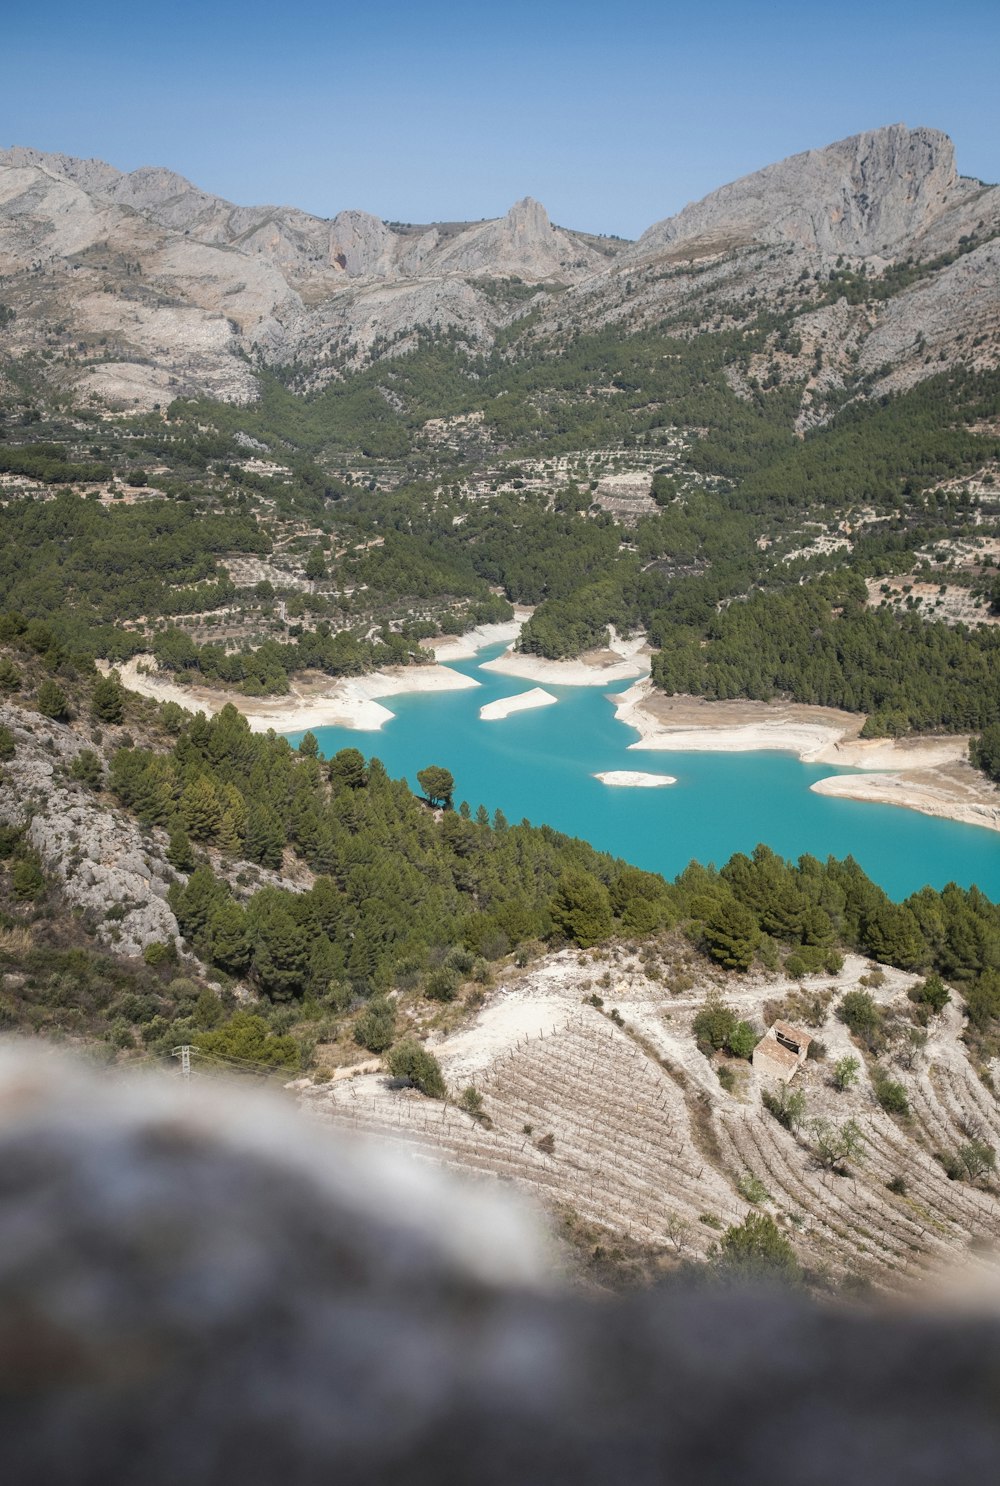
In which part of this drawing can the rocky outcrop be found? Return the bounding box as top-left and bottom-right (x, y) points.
(0, 146), (622, 402)
(0, 703), (178, 956)
(857, 238), (1000, 391)
(426, 197), (603, 279)
(0, 125), (997, 407)
(328, 209), (399, 278)
(633, 125), (987, 261)
(1, 1042), (999, 1485)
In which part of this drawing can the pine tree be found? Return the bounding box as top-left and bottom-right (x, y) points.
(208, 901), (253, 973)
(91, 674), (125, 724)
(36, 679), (69, 721)
(330, 747), (368, 790)
(217, 810), (241, 858)
(166, 824), (195, 872)
(252, 906), (310, 1000)
(550, 870), (613, 948)
(220, 783), (248, 838)
(169, 865), (227, 942)
(180, 775), (222, 842)
(703, 896), (761, 972)
(244, 803), (285, 868)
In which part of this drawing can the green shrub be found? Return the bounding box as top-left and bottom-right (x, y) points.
(727, 1020), (759, 1060)
(736, 1172), (771, 1205)
(387, 1039), (446, 1098)
(693, 998), (738, 1054)
(838, 989), (884, 1049)
(106, 1017), (135, 1051)
(762, 1083), (807, 1132)
(958, 1138), (996, 1184)
(873, 1069), (909, 1116)
(36, 679), (69, 721)
(143, 940), (176, 968)
(354, 997), (396, 1053)
(91, 674), (125, 724)
(424, 967), (460, 1002)
(196, 1011), (300, 1071)
(458, 1085), (485, 1119)
(832, 1055), (860, 1091)
(909, 974), (950, 1015)
(70, 750), (103, 789)
(716, 1211), (800, 1283)
(11, 858), (45, 901)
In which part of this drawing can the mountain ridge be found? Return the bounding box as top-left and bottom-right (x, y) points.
(1, 124), (998, 411)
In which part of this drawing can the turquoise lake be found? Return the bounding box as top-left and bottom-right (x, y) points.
(287, 643), (1000, 902)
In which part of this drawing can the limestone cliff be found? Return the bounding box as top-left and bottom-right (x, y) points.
(0, 125), (997, 409)
(632, 125), (985, 261)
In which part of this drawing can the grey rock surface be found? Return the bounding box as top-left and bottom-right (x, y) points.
(0, 1043), (998, 1486)
(633, 125), (987, 260)
(0, 703), (178, 956)
(1, 125), (997, 413)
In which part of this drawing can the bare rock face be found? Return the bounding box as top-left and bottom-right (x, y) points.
(328, 209), (398, 278)
(858, 237), (1000, 391)
(428, 197), (603, 279)
(0, 124), (997, 407)
(1, 1043), (999, 1486)
(635, 125), (981, 260)
(0, 147), (618, 402)
(0, 703), (178, 957)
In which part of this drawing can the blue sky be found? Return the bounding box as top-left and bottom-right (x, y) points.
(4, 1), (998, 237)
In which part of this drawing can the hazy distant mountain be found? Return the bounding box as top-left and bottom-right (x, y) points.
(0, 125), (997, 413)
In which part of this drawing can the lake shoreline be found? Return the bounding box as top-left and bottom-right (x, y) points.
(613, 680), (1000, 834)
(107, 640), (1000, 836)
(109, 656), (479, 734)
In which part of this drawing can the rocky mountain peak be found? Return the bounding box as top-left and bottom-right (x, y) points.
(327, 209), (395, 278)
(1, 126), (995, 408)
(505, 196), (553, 240)
(635, 123), (975, 261)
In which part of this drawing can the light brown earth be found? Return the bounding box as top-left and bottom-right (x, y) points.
(300, 944), (1000, 1291)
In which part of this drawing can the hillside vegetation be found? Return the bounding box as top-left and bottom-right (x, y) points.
(2, 126), (1000, 1288)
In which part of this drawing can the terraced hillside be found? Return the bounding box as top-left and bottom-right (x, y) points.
(302, 946), (1000, 1290)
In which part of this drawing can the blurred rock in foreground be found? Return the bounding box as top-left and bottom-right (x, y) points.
(0, 1042), (998, 1486)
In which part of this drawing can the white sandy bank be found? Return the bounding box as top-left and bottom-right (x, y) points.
(594, 770), (677, 788)
(482, 650), (648, 687)
(608, 680), (1000, 834)
(612, 681), (848, 760)
(611, 680), (970, 768)
(480, 625), (651, 688)
(426, 611), (531, 662)
(810, 773), (1000, 833)
(479, 688), (558, 722)
(109, 656), (478, 733)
